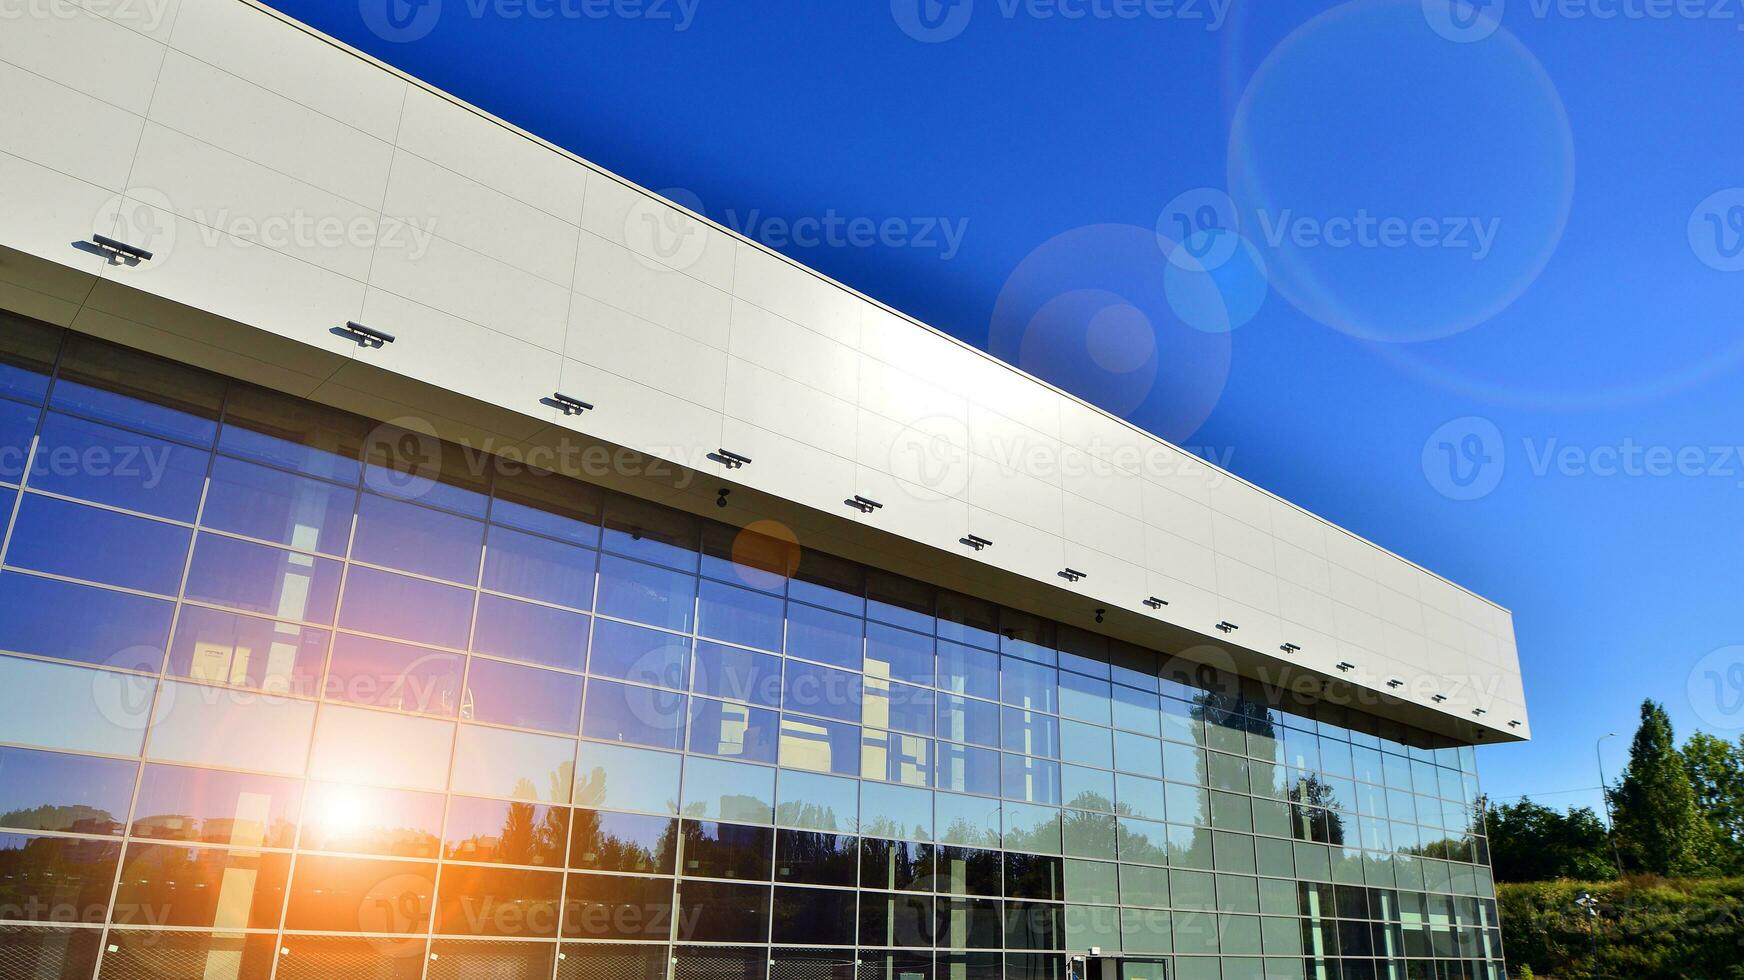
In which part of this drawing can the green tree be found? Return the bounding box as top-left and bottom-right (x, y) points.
(1681, 731), (1744, 874)
(1485, 798), (1615, 882)
(1611, 699), (1717, 876)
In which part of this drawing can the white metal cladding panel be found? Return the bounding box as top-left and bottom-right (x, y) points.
(0, 0), (1526, 739)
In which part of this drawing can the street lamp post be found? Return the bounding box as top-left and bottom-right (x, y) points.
(1596, 733), (1624, 875)
(1575, 891), (1602, 979)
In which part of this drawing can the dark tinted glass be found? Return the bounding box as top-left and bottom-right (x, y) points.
(7, 494), (190, 593)
(700, 522), (792, 595)
(1003, 901), (1062, 950)
(0, 572), (173, 671)
(938, 846), (1002, 896)
(434, 865), (562, 937)
(1002, 853), (1064, 901)
(789, 549), (863, 615)
(104, 929), (278, 980)
(859, 891), (935, 948)
(561, 872), (673, 941)
(675, 879), (770, 943)
(589, 619), (690, 689)
(443, 796), (568, 866)
(0, 746), (134, 835)
(556, 942), (668, 980)
(29, 412), (208, 519)
(472, 593), (589, 671)
(775, 830), (857, 887)
(771, 885), (856, 945)
(937, 897), (1005, 950)
(184, 532), (343, 623)
(568, 809), (678, 874)
(862, 838), (935, 892)
(325, 632), (463, 716)
(770, 949), (856, 980)
(131, 764), (302, 847)
(865, 569), (933, 633)
(111, 843), (290, 928)
(427, 938), (555, 979)
(0, 924), (100, 978)
(692, 640), (781, 707)
(481, 524), (597, 609)
(167, 604), (328, 695)
(465, 657), (584, 733)
(0, 314), (60, 403)
(680, 822), (774, 881)
(298, 782), (444, 858)
(939, 951), (1003, 979)
(0, 833), (121, 923)
(337, 565), (473, 648)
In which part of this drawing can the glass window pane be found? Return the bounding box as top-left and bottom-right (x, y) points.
(789, 549), (864, 615)
(785, 601), (862, 669)
(337, 565), (473, 648)
(489, 467), (601, 546)
(0, 572), (173, 671)
(864, 678), (934, 736)
(0, 656), (154, 756)
(1058, 671), (1112, 725)
(861, 837), (934, 892)
(284, 854), (435, 933)
(862, 782), (933, 842)
(1112, 684), (1161, 736)
(325, 632), (463, 717)
(775, 830), (858, 887)
(778, 715), (860, 776)
(936, 742), (1001, 797)
(569, 808), (678, 874)
(862, 729), (933, 787)
(443, 795), (568, 866)
(169, 604), (327, 696)
(936, 792), (1000, 848)
(938, 694), (1001, 748)
(938, 640), (999, 701)
(675, 879), (771, 943)
(775, 769), (859, 833)
(773, 884), (856, 946)
(1061, 765), (1115, 812)
(1002, 657), (1058, 713)
(465, 657), (583, 734)
(201, 456), (357, 557)
(0, 400), (37, 484)
(308, 703), (455, 792)
(352, 493), (483, 583)
(361, 435), (489, 518)
(602, 496), (700, 570)
(574, 742), (682, 815)
(697, 579), (783, 652)
(1003, 754), (1062, 805)
(582, 679), (686, 749)
(218, 384), (368, 484)
(1115, 774), (1167, 822)
(597, 555), (696, 632)
(865, 623), (934, 686)
(688, 697), (779, 764)
(1060, 720), (1114, 769)
(691, 639), (780, 707)
(0, 314), (59, 403)
(702, 524), (792, 598)
(186, 533), (344, 624)
(0, 832), (122, 923)
(300, 781), (443, 858)
(52, 335), (223, 446)
(8, 495), (189, 594)
(1115, 730), (1164, 778)
(1116, 816), (1168, 866)
(29, 412), (208, 519)
(482, 524), (597, 609)
(679, 821), (773, 880)
(146, 680), (317, 774)
(451, 724), (576, 803)
(1003, 803), (1061, 855)
(682, 756), (776, 824)
(1061, 809), (1117, 860)
(112, 842), (289, 929)
(472, 593), (589, 672)
(0, 745), (135, 835)
(1002, 708), (1060, 759)
(132, 763), (301, 847)
(562, 872), (673, 942)
(590, 619), (690, 690)
(782, 660), (862, 723)
(865, 569), (934, 633)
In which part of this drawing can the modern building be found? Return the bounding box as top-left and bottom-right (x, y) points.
(0, 2), (1528, 979)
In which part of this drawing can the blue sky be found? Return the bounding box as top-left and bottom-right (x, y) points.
(267, 0), (1744, 814)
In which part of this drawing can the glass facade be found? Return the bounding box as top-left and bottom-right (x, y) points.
(0, 314), (1506, 980)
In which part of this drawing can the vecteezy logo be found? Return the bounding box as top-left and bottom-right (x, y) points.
(886, 414), (971, 499)
(891, 0), (973, 42)
(360, 0), (442, 43)
(1421, 0), (1503, 43)
(93, 189), (176, 269)
(1158, 187), (1242, 271)
(1422, 416), (1505, 500)
(624, 187), (710, 274)
(363, 416), (443, 501)
(1690, 645), (1744, 730)
(1689, 189), (1744, 273)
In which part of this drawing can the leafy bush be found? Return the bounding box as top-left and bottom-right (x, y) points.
(1500, 877), (1744, 979)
